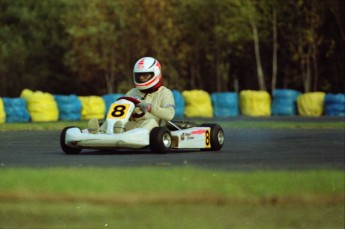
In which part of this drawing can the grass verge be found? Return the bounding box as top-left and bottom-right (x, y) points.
(0, 121), (88, 131)
(0, 167), (344, 228)
(219, 120), (345, 129)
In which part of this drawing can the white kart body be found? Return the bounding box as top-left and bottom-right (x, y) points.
(65, 127), (150, 149)
(62, 98), (216, 152)
(170, 128), (211, 149)
(65, 126), (211, 150)
(64, 98), (150, 149)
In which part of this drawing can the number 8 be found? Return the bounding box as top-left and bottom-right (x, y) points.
(205, 130), (210, 146)
(111, 105), (126, 117)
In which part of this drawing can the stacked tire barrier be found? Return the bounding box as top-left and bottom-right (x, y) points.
(182, 90), (213, 118)
(102, 93), (124, 114)
(54, 95), (82, 121)
(172, 90), (185, 118)
(297, 92), (325, 117)
(239, 90), (271, 116)
(78, 96), (106, 120)
(2, 97), (30, 123)
(0, 98), (5, 124)
(211, 92), (239, 117)
(324, 93), (345, 116)
(271, 89), (301, 116)
(1, 89), (344, 124)
(20, 89), (59, 122)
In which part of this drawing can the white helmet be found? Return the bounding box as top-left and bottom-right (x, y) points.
(133, 57), (162, 91)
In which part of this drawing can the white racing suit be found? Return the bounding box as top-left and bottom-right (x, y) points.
(125, 86), (175, 132)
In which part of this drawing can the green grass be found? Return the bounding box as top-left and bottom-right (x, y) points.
(1, 202), (343, 229)
(1, 167), (343, 197)
(219, 120), (345, 129)
(0, 167), (344, 228)
(0, 121), (88, 131)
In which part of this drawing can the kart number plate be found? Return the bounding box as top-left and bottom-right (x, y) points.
(205, 129), (211, 148)
(107, 103), (131, 119)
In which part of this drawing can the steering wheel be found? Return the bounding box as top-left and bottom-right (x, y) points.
(116, 96), (145, 118)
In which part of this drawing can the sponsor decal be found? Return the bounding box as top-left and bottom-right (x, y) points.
(191, 129), (206, 135)
(185, 133), (194, 140)
(181, 133), (195, 140)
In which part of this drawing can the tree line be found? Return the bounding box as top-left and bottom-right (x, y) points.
(1, 0), (344, 97)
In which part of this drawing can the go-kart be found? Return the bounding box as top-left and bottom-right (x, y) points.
(60, 96), (224, 154)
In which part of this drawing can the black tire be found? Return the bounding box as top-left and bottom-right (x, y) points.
(150, 127), (172, 154)
(200, 124), (224, 151)
(60, 126), (82, 154)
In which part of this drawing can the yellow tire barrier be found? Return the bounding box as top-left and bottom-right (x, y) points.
(297, 92), (326, 117)
(0, 98), (5, 124)
(240, 90), (271, 116)
(78, 96), (106, 120)
(182, 90), (213, 118)
(20, 89), (59, 122)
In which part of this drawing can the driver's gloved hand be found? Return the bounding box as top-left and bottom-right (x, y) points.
(137, 101), (152, 113)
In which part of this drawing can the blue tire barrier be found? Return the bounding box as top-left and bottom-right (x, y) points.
(211, 92), (239, 117)
(2, 97), (30, 123)
(272, 89), (301, 116)
(172, 90), (185, 118)
(54, 94), (82, 121)
(325, 93), (345, 116)
(102, 93), (125, 114)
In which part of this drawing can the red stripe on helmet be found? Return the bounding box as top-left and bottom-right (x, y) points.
(137, 58), (145, 69)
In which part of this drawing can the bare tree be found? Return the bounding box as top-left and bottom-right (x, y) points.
(271, 7), (278, 92)
(246, 0), (266, 91)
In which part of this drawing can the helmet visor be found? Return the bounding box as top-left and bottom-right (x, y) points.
(135, 72), (154, 83)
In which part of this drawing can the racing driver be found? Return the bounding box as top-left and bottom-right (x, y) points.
(88, 57), (175, 133)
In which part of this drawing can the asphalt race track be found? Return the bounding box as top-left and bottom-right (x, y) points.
(0, 126), (344, 170)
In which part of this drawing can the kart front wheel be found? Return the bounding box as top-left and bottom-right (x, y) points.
(200, 124), (224, 151)
(60, 126), (82, 154)
(150, 127), (172, 154)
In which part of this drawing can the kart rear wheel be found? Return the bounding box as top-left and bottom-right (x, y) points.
(150, 127), (172, 154)
(200, 124), (224, 151)
(60, 126), (82, 154)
